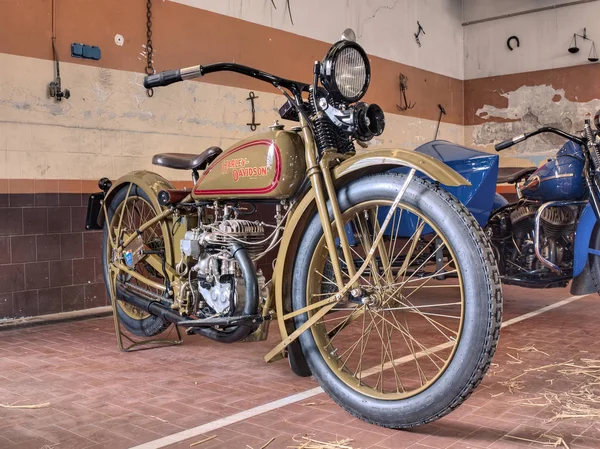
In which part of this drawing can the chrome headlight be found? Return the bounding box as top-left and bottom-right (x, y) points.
(320, 41), (370, 104)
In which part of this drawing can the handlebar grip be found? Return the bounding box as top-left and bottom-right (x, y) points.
(495, 134), (526, 151)
(143, 69), (182, 89)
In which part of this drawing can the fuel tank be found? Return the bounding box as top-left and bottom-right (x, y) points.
(192, 130), (306, 200)
(521, 141), (585, 201)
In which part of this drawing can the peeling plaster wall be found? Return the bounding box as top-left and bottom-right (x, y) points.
(0, 53), (463, 181)
(471, 84), (600, 157)
(463, 1), (600, 165)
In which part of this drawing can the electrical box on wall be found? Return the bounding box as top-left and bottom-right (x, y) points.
(71, 43), (101, 60)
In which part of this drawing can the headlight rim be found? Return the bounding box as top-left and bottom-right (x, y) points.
(320, 40), (371, 104)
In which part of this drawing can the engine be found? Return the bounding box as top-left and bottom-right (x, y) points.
(177, 215), (271, 317)
(487, 202), (577, 286)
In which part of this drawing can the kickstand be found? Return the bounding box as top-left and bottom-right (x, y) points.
(109, 269), (183, 352)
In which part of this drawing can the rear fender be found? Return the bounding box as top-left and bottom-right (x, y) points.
(100, 170), (177, 266)
(271, 149), (469, 363)
(572, 203), (598, 295)
(100, 170), (175, 227)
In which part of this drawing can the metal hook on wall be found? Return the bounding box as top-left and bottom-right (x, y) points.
(246, 91), (260, 131)
(396, 74), (415, 111)
(414, 21), (425, 47)
(507, 36), (520, 51)
(270, 0), (294, 25)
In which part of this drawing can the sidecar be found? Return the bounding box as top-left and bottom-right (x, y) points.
(415, 140), (503, 224)
(376, 140), (501, 237)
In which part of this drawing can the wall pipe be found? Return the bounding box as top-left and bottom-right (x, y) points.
(462, 0), (600, 26)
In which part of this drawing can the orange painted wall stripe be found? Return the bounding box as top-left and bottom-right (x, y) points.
(1, 0), (464, 125)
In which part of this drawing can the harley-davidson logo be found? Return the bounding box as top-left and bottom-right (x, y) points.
(222, 158), (249, 173)
(222, 158), (268, 182)
(232, 166), (268, 181)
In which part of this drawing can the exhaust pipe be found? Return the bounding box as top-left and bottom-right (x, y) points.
(193, 243), (259, 343)
(116, 285), (187, 324)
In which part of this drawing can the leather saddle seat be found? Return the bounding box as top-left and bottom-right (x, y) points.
(497, 166), (537, 184)
(152, 146), (222, 171)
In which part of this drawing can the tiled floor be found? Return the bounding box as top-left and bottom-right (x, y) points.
(0, 285), (599, 449)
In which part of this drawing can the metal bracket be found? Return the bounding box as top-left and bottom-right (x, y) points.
(246, 91), (260, 131)
(108, 268), (183, 352)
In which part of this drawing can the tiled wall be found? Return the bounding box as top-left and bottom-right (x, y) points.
(0, 181), (107, 320)
(0, 179), (281, 320)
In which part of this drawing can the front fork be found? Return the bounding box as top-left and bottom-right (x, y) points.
(299, 114), (402, 292)
(264, 117), (417, 361)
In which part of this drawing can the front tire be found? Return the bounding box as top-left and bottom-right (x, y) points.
(292, 173), (502, 428)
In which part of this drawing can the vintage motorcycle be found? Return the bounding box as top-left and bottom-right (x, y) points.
(410, 115), (600, 294)
(488, 116), (600, 294)
(86, 37), (501, 429)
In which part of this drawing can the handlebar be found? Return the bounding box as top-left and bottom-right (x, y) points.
(143, 63), (309, 94)
(495, 134), (526, 151)
(495, 126), (585, 152)
(144, 69), (182, 89)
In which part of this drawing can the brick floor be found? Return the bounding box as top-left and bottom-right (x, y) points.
(0, 285), (598, 448)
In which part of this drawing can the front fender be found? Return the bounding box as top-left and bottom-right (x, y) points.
(271, 149), (469, 358)
(333, 149), (470, 187)
(573, 203), (597, 277)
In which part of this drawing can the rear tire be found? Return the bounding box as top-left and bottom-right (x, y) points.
(292, 173), (502, 428)
(102, 184), (170, 338)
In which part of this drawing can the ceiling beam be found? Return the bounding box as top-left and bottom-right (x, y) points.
(462, 0), (599, 26)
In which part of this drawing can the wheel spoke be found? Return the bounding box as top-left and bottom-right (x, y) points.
(326, 306), (365, 342)
(303, 197), (464, 399)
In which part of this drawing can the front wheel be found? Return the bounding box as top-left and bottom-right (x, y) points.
(292, 173), (502, 428)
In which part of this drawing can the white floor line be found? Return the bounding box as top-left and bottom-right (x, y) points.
(131, 294), (587, 449)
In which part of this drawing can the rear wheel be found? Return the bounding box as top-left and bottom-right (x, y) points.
(292, 173), (502, 428)
(102, 185), (170, 337)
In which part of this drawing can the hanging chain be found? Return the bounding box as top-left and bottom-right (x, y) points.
(145, 0), (154, 97)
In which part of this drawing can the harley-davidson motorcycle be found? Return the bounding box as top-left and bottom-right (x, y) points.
(86, 37), (501, 429)
(407, 114), (600, 293)
(488, 115), (600, 293)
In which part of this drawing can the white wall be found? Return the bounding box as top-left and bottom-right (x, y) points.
(172, 0), (465, 80)
(464, 0), (600, 79)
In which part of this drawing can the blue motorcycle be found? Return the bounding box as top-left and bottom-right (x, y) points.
(408, 113), (600, 293)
